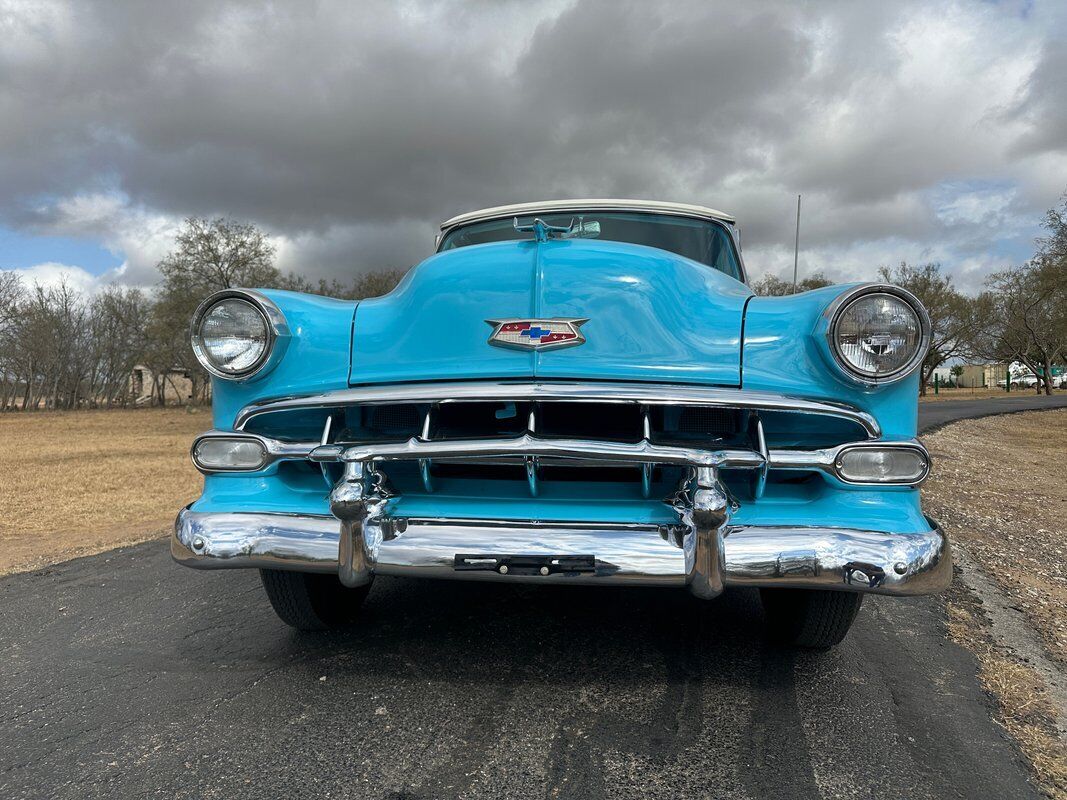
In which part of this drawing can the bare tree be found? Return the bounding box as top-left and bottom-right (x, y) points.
(1037, 193), (1067, 264)
(158, 217), (280, 295)
(877, 263), (983, 395)
(975, 193), (1067, 395)
(0, 276), (154, 410)
(148, 217), (288, 403)
(0, 273), (26, 409)
(86, 287), (152, 407)
(978, 265), (1065, 395)
(2, 282), (89, 410)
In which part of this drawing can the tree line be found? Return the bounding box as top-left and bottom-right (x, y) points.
(754, 194), (1067, 395)
(0, 218), (405, 410)
(2, 194), (1065, 410)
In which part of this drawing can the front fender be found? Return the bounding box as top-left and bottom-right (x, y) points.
(209, 289), (356, 429)
(741, 285), (919, 438)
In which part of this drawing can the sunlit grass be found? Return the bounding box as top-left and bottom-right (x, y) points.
(0, 407), (205, 574)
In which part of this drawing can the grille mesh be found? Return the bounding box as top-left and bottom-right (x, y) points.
(677, 407), (736, 435)
(367, 405), (420, 435)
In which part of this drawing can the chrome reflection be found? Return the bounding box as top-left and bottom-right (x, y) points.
(174, 508), (951, 597)
(721, 523), (950, 596)
(171, 507), (339, 571)
(672, 465), (729, 599)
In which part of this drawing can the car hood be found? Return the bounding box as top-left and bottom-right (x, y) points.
(349, 239), (751, 386)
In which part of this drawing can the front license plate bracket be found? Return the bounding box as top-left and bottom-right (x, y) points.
(453, 553), (596, 575)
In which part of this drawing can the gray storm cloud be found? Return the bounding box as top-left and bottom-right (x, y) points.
(0, 0), (1065, 290)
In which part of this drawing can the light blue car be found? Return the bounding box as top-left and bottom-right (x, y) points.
(174, 199), (950, 648)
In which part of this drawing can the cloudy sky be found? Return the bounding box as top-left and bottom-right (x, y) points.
(1, 0), (1065, 294)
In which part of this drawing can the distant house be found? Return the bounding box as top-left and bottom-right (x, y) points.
(957, 363), (1008, 389)
(929, 366), (954, 386)
(129, 365), (195, 406)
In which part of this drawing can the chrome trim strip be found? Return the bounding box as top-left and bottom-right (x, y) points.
(234, 381), (881, 438)
(172, 509), (951, 597)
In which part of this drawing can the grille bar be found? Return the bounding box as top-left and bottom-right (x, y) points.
(235, 381), (880, 438)
(335, 433), (765, 468)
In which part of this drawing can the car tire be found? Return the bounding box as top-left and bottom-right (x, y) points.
(760, 588), (863, 649)
(259, 569), (372, 631)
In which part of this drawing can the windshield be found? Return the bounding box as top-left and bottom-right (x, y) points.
(439, 211), (743, 280)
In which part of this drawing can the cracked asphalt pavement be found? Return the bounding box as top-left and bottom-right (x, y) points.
(3, 396), (1064, 799)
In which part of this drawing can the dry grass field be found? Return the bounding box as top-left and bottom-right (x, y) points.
(924, 410), (1067, 664)
(0, 407), (205, 575)
(919, 386), (1062, 402)
(923, 410), (1067, 796)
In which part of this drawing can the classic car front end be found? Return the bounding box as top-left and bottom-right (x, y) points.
(173, 200), (950, 648)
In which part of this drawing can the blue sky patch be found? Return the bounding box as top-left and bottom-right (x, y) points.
(0, 226), (124, 274)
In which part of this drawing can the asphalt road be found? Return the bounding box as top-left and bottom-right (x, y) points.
(918, 390), (1067, 431)
(2, 395), (1064, 800)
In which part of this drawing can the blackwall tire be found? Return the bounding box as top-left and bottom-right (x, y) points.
(760, 588), (863, 649)
(259, 569), (371, 631)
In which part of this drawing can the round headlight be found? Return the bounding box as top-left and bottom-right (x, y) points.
(828, 287), (930, 383)
(192, 295), (272, 378)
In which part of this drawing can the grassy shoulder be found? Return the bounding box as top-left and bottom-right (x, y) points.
(919, 386), (1066, 402)
(0, 407), (206, 575)
(923, 410), (1067, 665)
(923, 410), (1067, 797)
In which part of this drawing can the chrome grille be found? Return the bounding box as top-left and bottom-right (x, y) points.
(235, 381), (882, 500)
(346, 401), (745, 449)
(236, 381), (880, 438)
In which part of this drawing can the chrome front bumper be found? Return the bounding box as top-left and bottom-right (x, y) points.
(173, 507), (951, 597)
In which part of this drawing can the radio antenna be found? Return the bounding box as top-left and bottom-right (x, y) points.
(792, 194), (801, 294)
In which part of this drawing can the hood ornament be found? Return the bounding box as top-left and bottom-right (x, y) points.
(514, 217), (570, 242)
(513, 216), (602, 243)
(485, 318), (589, 351)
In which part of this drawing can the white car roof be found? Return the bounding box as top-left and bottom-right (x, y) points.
(439, 199), (736, 231)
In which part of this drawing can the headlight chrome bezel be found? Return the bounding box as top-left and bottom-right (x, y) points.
(190, 289), (290, 381)
(824, 284), (931, 386)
